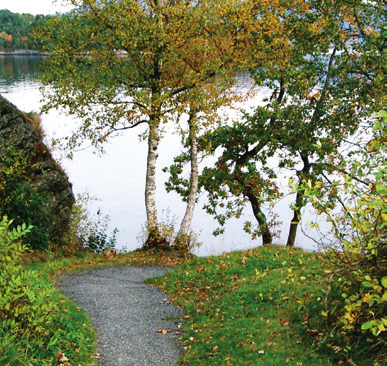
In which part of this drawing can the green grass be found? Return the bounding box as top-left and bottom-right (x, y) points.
(2, 246), (383, 365)
(149, 246), (340, 366)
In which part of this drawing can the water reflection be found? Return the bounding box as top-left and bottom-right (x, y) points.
(0, 55), (44, 88)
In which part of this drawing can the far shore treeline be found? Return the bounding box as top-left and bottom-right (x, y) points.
(0, 9), (51, 51)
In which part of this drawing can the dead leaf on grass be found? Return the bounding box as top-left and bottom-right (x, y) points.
(56, 351), (68, 363)
(279, 318), (290, 326)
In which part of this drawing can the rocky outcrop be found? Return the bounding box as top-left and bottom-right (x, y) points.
(0, 94), (75, 243)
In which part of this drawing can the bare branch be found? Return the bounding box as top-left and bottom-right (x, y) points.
(111, 120), (149, 131)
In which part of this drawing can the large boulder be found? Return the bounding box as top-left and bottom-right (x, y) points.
(0, 94), (75, 244)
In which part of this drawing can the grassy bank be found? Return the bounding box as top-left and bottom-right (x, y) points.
(2, 245), (383, 365)
(149, 246), (379, 366)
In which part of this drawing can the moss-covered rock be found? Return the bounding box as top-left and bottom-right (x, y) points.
(0, 94), (75, 245)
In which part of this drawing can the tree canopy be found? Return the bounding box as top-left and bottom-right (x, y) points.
(34, 0), (251, 245)
(33, 0), (384, 249)
(166, 0), (385, 246)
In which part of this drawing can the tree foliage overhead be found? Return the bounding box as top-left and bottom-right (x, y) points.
(35, 0), (280, 149)
(33, 0), (384, 251)
(34, 0), (252, 244)
(173, 0), (385, 246)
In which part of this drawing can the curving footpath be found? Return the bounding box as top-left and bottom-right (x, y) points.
(58, 265), (184, 366)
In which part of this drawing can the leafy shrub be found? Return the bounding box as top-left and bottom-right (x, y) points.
(0, 216), (55, 362)
(0, 149), (50, 250)
(172, 233), (199, 252)
(0, 216), (95, 365)
(83, 209), (119, 253)
(0, 217), (33, 329)
(0, 217), (57, 333)
(67, 193), (118, 253)
(140, 212), (176, 249)
(298, 117), (386, 365)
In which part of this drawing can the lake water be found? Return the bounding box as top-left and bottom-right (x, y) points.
(0, 55), (327, 255)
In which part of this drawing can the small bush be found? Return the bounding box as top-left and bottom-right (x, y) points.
(0, 149), (50, 250)
(0, 216), (95, 365)
(66, 193), (118, 253)
(84, 209), (119, 253)
(298, 118), (386, 365)
(0, 216), (57, 362)
(139, 210), (201, 253)
(139, 211), (176, 249)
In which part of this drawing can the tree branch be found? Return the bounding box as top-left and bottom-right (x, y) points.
(111, 120), (149, 131)
(321, 172), (353, 219)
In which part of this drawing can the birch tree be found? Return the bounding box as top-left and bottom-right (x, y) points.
(34, 0), (245, 246)
(164, 79), (244, 250)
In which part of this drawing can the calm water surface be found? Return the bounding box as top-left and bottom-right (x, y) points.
(0, 56), (326, 255)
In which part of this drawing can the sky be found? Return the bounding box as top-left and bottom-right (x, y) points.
(0, 0), (75, 15)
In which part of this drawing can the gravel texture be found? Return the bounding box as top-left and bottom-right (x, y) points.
(57, 265), (184, 366)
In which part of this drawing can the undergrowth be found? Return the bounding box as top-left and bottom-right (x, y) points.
(2, 216), (383, 365)
(0, 217), (97, 366)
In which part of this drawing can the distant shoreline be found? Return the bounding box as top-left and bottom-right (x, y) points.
(0, 50), (42, 56)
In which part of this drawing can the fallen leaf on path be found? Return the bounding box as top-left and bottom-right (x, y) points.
(156, 328), (170, 335)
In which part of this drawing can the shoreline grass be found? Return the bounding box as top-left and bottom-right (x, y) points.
(3, 246), (382, 365)
(149, 246), (343, 365)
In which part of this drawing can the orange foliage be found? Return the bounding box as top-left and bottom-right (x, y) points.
(0, 31), (12, 47)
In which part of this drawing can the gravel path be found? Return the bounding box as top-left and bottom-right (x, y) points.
(57, 265), (184, 366)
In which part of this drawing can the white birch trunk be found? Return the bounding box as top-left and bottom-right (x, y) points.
(145, 122), (160, 229)
(177, 111), (199, 238)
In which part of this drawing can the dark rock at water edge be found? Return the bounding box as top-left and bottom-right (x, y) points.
(0, 94), (75, 242)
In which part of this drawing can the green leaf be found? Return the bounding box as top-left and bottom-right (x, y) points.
(361, 321), (379, 330)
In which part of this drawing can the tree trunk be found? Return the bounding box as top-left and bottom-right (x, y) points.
(175, 111), (199, 251)
(286, 152), (310, 247)
(286, 189), (303, 247)
(246, 191), (273, 245)
(286, 51), (335, 247)
(145, 122), (159, 226)
(144, 120), (166, 248)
